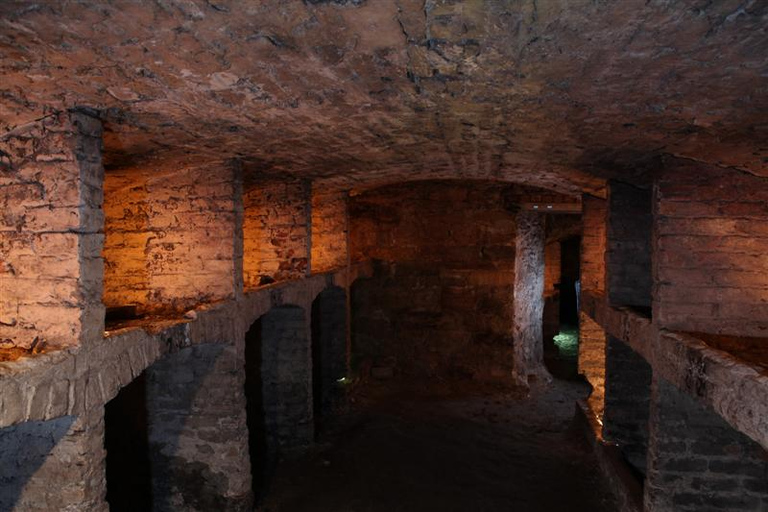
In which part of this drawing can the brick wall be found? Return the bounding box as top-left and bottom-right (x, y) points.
(654, 160), (768, 336)
(645, 377), (768, 511)
(579, 195), (607, 417)
(103, 165), (240, 314)
(349, 181), (516, 383)
(0, 111), (104, 350)
(580, 195), (607, 293)
(603, 335), (651, 475)
(243, 179), (309, 288)
(607, 182), (652, 309)
(310, 188), (348, 273)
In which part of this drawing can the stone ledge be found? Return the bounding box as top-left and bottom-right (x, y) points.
(653, 330), (768, 451)
(582, 291), (768, 450)
(0, 263), (371, 429)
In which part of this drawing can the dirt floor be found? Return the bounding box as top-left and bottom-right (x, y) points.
(260, 377), (616, 512)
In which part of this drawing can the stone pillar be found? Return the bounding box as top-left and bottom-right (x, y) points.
(579, 195), (608, 417)
(645, 378), (768, 512)
(145, 344), (252, 511)
(0, 408), (108, 511)
(603, 336), (652, 475)
(607, 181), (652, 309)
(512, 210), (548, 384)
(261, 305), (313, 448)
(0, 110), (105, 350)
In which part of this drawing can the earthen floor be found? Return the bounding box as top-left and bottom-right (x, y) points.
(262, 378), (617, 512)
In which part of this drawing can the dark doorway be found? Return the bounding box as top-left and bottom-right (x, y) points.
(559, 236), (581, 326)
(545, 236), (581, 380)
(245, 318), (268, 504)
(311, 286), (348, 437)
(104, 372), (152, 512)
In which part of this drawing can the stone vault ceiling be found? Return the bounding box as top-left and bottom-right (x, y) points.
(1, 0), (767, 194)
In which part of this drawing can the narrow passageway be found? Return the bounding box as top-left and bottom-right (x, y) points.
(262, 379), (616, 512)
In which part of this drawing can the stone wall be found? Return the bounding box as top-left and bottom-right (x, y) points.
(311, 188), (348, 273)
(607, 182), (652, 309)
(243, 179), (309, 288)
(645, 378), (768, 511)
(654, 160), (768, 336)
(349, 181), (516, 382)
(103, 165), (240, 314)
(0, 409), (107, 511)
(0, 111), (105, 350)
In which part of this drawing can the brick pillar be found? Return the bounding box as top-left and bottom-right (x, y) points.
(0, 408), (108, 511)
(607, 181), (652, 309)
(645, 378), (768, 511)
(145, 344), (252, 511)
(603, 335), (652, 475)
(513, 211), (548, 384)
(0, 110), (104, 350)
(262, 305), (313, 447)
(579, 195), (608, 418)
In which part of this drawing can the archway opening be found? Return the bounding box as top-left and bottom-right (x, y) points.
(104, 372), (152, 512)
(245, 318), (268, 503)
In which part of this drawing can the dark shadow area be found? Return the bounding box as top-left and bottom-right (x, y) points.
(263, 378), (617, 512)
(105, 372), (153, 512)
(545, 236), (581, 380)
(245, 317), (269, 504)
(0, 416), (76, 510)
(311, 286), (348, 437)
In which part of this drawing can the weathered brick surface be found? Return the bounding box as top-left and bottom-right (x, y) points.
(243, 179), (309, 287)
(311, 188), (348, 274)
(349, 182), (516, 382)
(146, 343), (252, 512)
(0, 111), (105, 350)
(603, 335), (652, 475)
(0, 408), (108, 511)
(579, 196), (608, 417)
(513, 211), (547, 383)
(607, 182), (652, 308)
(103, 165), (239, 313)
(654, 160), (768, 336)
(581, 195), (607, 294)
(579, 312), (606, 419)
(645, 377), (768, 512)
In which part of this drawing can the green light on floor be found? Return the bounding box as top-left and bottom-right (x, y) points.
(553, 326), (579, 358)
